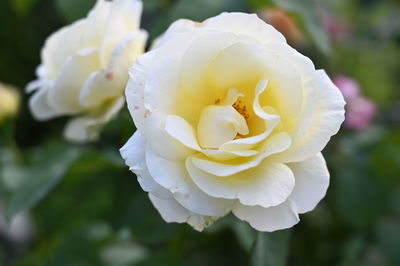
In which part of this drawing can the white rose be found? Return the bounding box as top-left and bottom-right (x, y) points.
(26, 0), (147, 142)
(121, 13), (345, 231)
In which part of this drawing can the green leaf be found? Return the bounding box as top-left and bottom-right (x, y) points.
(250, 229), (292, 266)
(12, 0), (40, 16)
(333, 169), (391, 228)
(272, 0), (331, 55)
(4, 146), (81, 221)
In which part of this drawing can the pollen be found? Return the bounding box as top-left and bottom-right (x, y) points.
(233, 100), (250, 120)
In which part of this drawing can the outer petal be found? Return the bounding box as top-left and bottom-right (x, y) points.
(287, 153), (329, 213)
(145, 146), (233, 216)
(186, 158), (295, 208)
(40, 20), (87, 79)
(28, 87), (58, 120)
(232, 199), (299, 232)
(100, 0), (143, 65)
(203, 12), (286, 45)
(48, 48), (100, 114)
(120, 132), (171, 199)
(80, 0), (112, 48)
(128, 57), (195, 160)
(149, 194), (218, 232)
(277, 70), (345, 162)
(64, 96), (124, 142)
(80, 30), (147, 108)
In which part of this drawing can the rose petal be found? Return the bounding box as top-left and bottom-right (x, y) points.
(191, 132), (291, 177)
(145, 146), (233, 216)
(28, 87), (58, 120)
(48, 48), (100, 114)
(64, 96), (124, 142)
(204, 12), (286, 45)
(80, 30), (147, 108)
(287, 153), (329, 213)
(187, 158), (295, 208)
(120, 132), (172, 199)
(197, 105), (249, 149)
(232, 199), (299, 232)
(149, 194), (217, 232)
(100, 0), (143, 65)
(165, 115), (201, 151)
(277, 70), (345, 162)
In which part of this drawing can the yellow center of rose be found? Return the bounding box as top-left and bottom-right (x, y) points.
(197, 88), (251, 149)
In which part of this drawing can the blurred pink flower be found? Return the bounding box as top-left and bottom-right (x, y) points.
(333, 75), (360, 100)
(333, 75), (376, 130)
(320, 10), (350, 42)
(345, 97), (376, 130)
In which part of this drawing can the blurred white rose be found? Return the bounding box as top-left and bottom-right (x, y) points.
(0, 83), (19, 123)
(27, 0), (147, 142)
(121, 13), (345, 232)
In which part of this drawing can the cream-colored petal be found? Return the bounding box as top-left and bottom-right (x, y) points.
(80, 0), (112, 48)
(203, 12), (286, 45)
(187, 158), (295, 208)
(179, 31), (236, 105)
(151, 19), (204, 49)
(201, 149), (258, 161)
(287, 153), (329, 213)
(40, 19), (87, 79)
(219, 78), (280, 151)
(48, 48), (100, 114)
(127, 57), (194, 160)
(120, 132), (171, 199)
(100, 0), (143, 65)
(165, 115), (201, 151)
(149, 194), (218, 232)
(28, 87), (58, 120)
(197, 105), (249, 149)
(212, 41), (303, 122)
(80, 31), (147, 108)
(276, 70), (345, 162)
(232, 199), (299, 232)
(191, 132), (291, 177)
(64, 96), (124, 142)
(145, 146), (233, 216)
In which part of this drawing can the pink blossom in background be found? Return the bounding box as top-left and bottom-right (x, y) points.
(320, 9), (350, 42)
(333, 75), (377, 130)
(333, 75), (360, 100)
(345, 97), (376, 130)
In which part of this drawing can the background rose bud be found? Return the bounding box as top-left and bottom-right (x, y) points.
(320, 9), (350, 42)
(0, 83), (20, 123)
(333, 75), (360, 100)
(334, 75), (376, 130)
(258, 8), (305, 46)
(345, 97), (376, 130)
(26, 0), (147, 142)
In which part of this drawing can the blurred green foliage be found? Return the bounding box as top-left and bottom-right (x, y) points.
(0, 0), (400, 265)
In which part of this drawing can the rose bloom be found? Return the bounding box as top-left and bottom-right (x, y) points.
(121, 13), (345, 231)
(26, 0), (147, 142)
(0, 83), (19, 123)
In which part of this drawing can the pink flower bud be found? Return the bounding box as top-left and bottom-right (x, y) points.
(344, 97), (376, 130)
(333, 75), (360, 101)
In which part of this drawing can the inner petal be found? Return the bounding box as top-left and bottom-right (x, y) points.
(197, 105), (249, 149)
